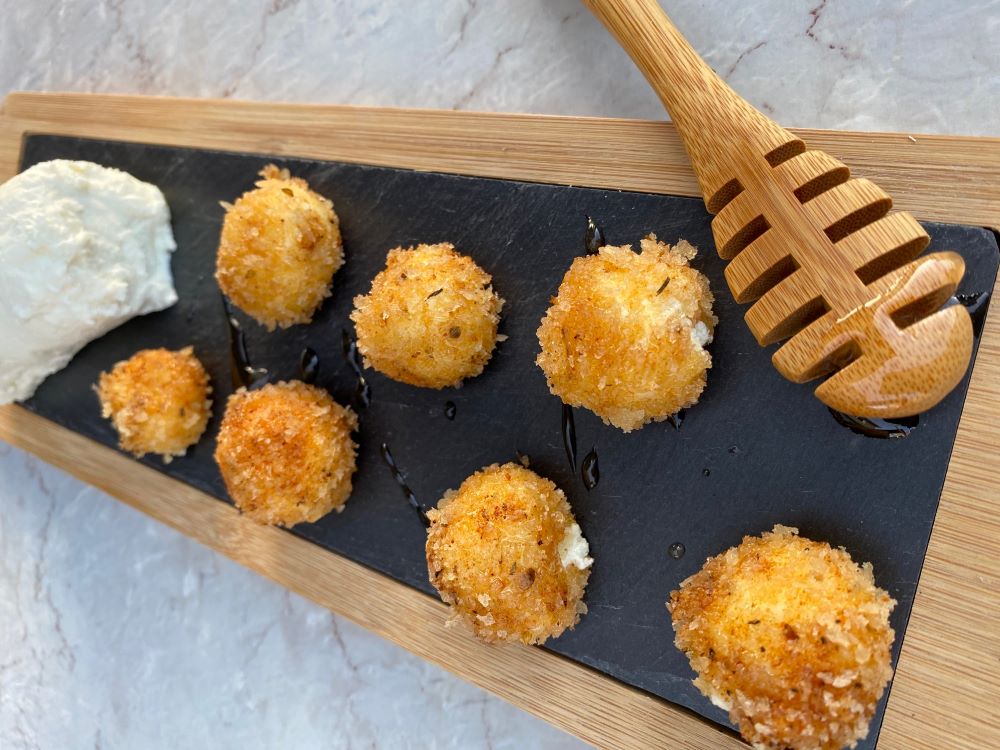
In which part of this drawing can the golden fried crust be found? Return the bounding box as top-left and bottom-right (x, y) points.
(213, 381), (358, 527)
(425, 463), (590, 645)
(96, 346), (212, 462)
(668, 525), (896, 750)
(215, 165), (343, 330)
(350, 243), (504, 389)
(536, 235), (716, 432)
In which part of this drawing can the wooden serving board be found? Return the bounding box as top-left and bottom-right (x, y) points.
(1, 92), (999, 750)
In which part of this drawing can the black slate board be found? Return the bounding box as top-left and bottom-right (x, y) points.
(19, 135), (999, 747)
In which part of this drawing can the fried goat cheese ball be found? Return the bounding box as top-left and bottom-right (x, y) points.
(425, 463), (592, 645)
(215, 165), (343, 330)
(668, 525), (896, 750)
(350, 243), (504, 389)
(96, 346), (211, 463)
(213, 381), (358, 527)
(536, 235), (716, 432)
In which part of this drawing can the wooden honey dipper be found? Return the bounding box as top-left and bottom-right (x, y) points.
(583, 0), (973, 418)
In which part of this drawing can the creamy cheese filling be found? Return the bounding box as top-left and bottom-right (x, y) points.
(558, 522), (594, 570)
(690, 320), (712, 348)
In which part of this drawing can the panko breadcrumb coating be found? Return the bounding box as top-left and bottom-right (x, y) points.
(536, 235), (716, 432)
(426, 463), (592, 645)
(96, 346), (211, 463)
(668, 525), (896, 750)
(351, 243), (504, 389)
(213, 381), (358, 527)
(215, 165), (343, 330)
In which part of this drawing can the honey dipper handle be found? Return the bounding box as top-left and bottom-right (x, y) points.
(581, 0), (800, 211)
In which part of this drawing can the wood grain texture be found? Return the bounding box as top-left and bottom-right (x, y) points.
(582, 0), (974, 419)
(1, 92), (999, 749)
(1, 92), (998, 229)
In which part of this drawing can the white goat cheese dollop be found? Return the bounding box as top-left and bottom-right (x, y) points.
(0, 160), (177, 403)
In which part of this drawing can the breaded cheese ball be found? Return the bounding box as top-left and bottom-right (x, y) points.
(96, 346), (211, 463)
(213, 381), (358, 527)
(425, 463), (592, 645)
(215, 165), (343, 330)
(668, 525), (896, 750)
(536, 235), (716, 432)
(350, 243), (504, 389)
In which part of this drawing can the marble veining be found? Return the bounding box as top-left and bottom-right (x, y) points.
(1, 0), (997, 748)
(2, 0), (998, 133)
(0, 444), (579, 749)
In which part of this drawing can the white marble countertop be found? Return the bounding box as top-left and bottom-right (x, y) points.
(1, 1), (997, 748)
